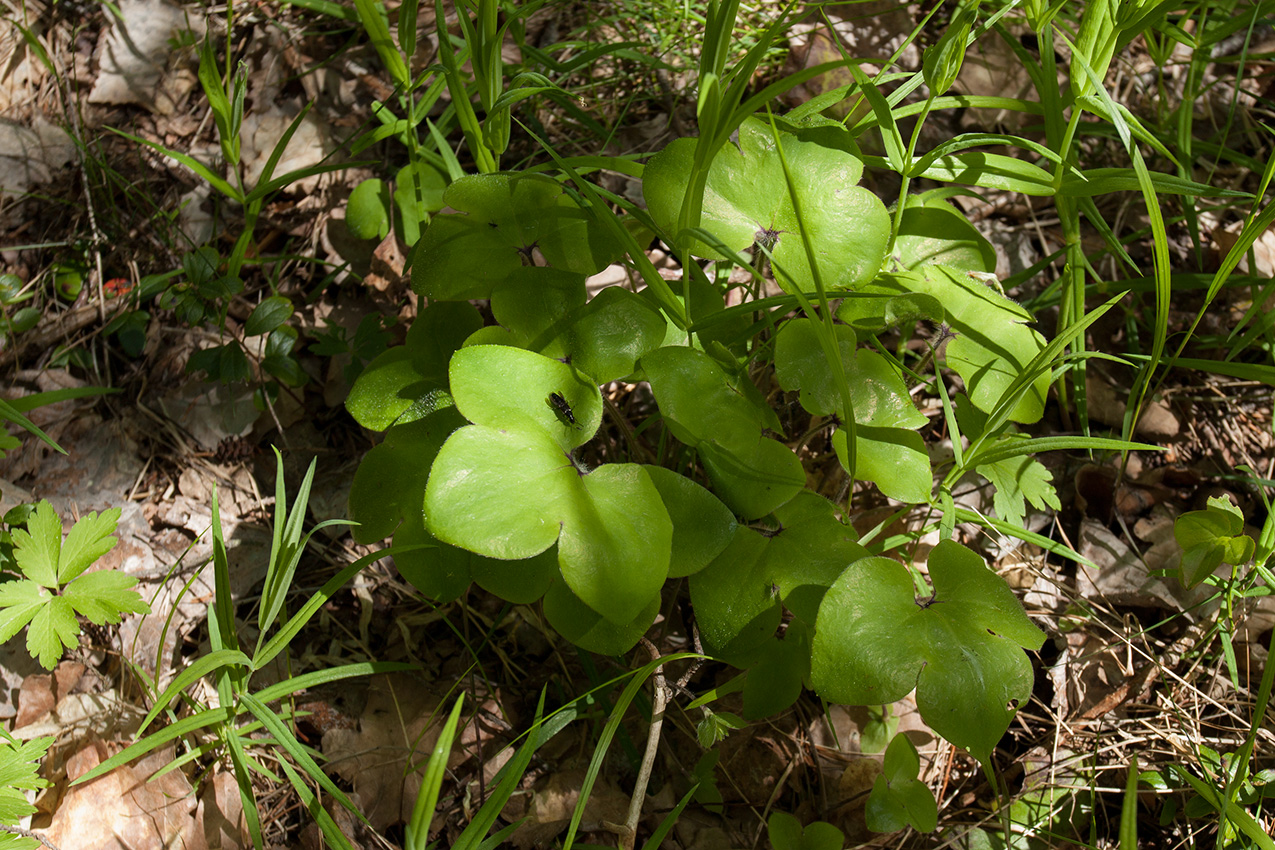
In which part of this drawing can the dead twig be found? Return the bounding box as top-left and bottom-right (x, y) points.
(605, 637), (670, 850)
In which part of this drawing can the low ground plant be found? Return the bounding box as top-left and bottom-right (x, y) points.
(1, 0), (1274, 847)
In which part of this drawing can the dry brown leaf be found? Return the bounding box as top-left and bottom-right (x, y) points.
(47, 739), (206, 850)
(197, 770), (250, 850)
(88, 0), (203, 114)
(320, 673), (442, 833)
(509, 767), (629, 850)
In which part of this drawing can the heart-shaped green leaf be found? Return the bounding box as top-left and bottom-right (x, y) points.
(347, 178), (390, 240)
(767, 811), (845, 850)
(837, 266), (1048, 423)
(810, 540), (1045, 763)
(470, 546), (558, 604)
(542, 576), (661, 655)
(411, 173), (625, 300)
(449, 344), (601, 451)
(346, 302), (482, 431)
(834, 426), (933, 505)
(643, 117), (890, 292)
(643, 466), (737, 578)
(1174, 496), (1254, 588)
(774, 318), (931, 503)
(690, 492), (867, 659)
(394, 160), (447, 246)
(425, 421), (671, 625)
(487, 267), (668, 382)
(774, 318), (927, 429)
(348, 410), (466, 544)
(644, 345), (803, 519)
(865, 733), (938, 834)
(742, 625), (810, 720)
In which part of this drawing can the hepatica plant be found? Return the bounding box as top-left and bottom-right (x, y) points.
(346, 116), (1055, 782)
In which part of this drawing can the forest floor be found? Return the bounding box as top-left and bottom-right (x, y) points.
(0, 1), (1273, 849)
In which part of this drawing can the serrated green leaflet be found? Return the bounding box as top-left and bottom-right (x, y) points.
(0, 501), (147, 670)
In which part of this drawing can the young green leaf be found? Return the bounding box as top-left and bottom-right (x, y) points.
(837, 265), (1049, 423)
(644, 345), (804, 519)
(865, 733), (938, 833)
(346, 178), (391, 241)
(1174, 496), (1255, 588)
(767, 810), (845, 850)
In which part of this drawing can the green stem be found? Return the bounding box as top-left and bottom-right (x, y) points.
(885, 91), (935, 259)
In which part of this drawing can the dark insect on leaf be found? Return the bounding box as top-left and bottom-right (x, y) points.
(547, 392), (578, 427)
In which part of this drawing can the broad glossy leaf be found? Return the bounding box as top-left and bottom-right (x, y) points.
(542, 577), (661, 655)
(764, 492), (870, 622)
(688, 526), (780, 661)
(345, 302), (481, 430)
(690, 492), (866, 658)
(1174, 496), (1254, 588)
(644, 345), (803, 519)
(773, 319), (926, 429)
(348, 410), (466, 544)
(742, 626), (810, 720)
(767, 811), (845, 850)
(697, 439), (806, 521)
(392, 519), (469, 602)
(837, 266), (1048, 423)
(642, 466), (737, 578)
(470, 546), (558, 604)
(489, 266), (587, 347)
(537, 287), (667, 382)
(895, 196), (996, 274)
(490, 268), (667, 382)
(425, 425), (670, 624)
(394, 160), (446, 245)
(58, 506), (121, 584)
(346, 178), (390, 240)
(810, 540), (1045, 763)
(835, 426), (933, 505)
(449, 345), (601, 451)
(643, 117), (890, 291)
(244, 296), (294, 337)
(411, 173), (625, 300)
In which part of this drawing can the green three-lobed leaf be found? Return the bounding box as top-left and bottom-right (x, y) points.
(811, 540), (1044, 763)
(643, 117), (890, 293)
